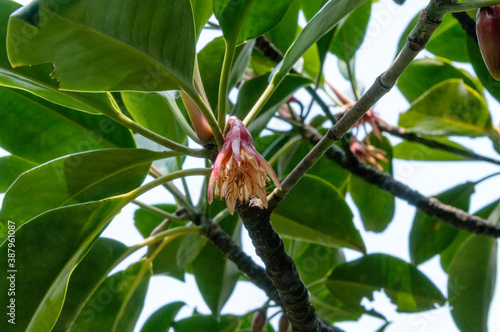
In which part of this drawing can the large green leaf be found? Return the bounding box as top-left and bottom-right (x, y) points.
(192, 214), (241, 315)
(140, 302), (185, 332)
(308, 283), (365, 322)
(326, 254), (446, 312)
(0, 0), (115, 115)
(191, 0), (213, 38)
(173, 314), (241, 332)
(393, 137), (475, 162)
(232, 74), (312, 134)
(0, 87), (135, 164)
(448, 234), (497, 332)
(133, 204), (203, 280)
(329, 0), (371, 62)
(440, 199), (500, 273)
(397, 57), (482, 103)
(0, 148), (165, 240)
(284, 239), (345, 285)
(271, 175), (364, 252)
(278, 140), (350, 192)
(350, 134), (395, 233)
(409, 182), (475, 265)
(272, 0), (369, 84)
(198, 37), (254, 110)
(398, 79), (492, 137)
(53, 238), (128, 332)
(122, 92), (189, 173)
(0, 155), (35, 193)
(0, 197), (128, 332)
(7, 0), (197, 92)
(70, 259), (152, 332)
(267, 0), (300, 54)
(426, 14), (468, 63)
(467, 35), (500, 104)
(214, 0), (293, 44)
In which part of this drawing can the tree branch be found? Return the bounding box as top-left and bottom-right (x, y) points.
(302, 125), (500, 237)
(378, 121), (500, 166)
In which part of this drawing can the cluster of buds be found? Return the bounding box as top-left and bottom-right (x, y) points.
(477, 5), (500, 81)
(350, 136), (388, 171)
(327, 81), (388, 170)
(208, 116), (282, 214)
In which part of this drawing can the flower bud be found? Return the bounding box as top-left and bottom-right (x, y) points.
(278, 314), (290, 332)
(251, 310), (267, 332)
(180, 91), (214, 143)
(476, 6), (500, 81)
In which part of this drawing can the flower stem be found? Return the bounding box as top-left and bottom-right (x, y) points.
(105, 93), (209, 158)
(218, 40), (237, 129)
(243, 81), (276, 126)
(127, 168), (212, 201)
(132, 200), (183, 220)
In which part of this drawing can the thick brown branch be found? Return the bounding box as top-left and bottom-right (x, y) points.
(303, 126), (500, 237)
(237, 199), (319, 332)
(193, 211), (342, 332)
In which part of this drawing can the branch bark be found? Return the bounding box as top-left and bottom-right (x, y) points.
(302, 125), (500, 237)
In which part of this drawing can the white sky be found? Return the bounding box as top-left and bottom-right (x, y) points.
(3, 0), (500, 331)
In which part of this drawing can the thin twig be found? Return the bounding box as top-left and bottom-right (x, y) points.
(378, 122), (500, 166)
(302, 125), (500, 237)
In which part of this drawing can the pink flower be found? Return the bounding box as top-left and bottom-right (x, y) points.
(208, 117), (282, 214)
(350, 136), (388, 171)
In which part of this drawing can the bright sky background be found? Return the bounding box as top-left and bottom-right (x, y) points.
(3, 0), (500, 331)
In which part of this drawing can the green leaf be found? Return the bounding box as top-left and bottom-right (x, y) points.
(301, 0), (328, 21)
(308, 283), (365, 322)
(267, 0), (300, 54)
(397, 58), (482, 103)
(448, 234), (497, 332)
(467, 35), (500, 104)
(326, 253), (446, 312)
(53, 238), (128, 332)
(191, 0), (213, 38)
(133, 204), (200, 280)
(426, 14), (468, 63)
(393, 137), (475, 161)
(232, 74), (312, 135)
(141, 302), (185, 332)
(409, 182), (475, 265)
(272, 0), (370, 84)
(7, 0), (197, 92)
(329, 0), (371, 62)
(271, 175), (364, 252)
(198, 37), (254, 110)
(0, 149), (164, 240)
(214, 0), (293, 44)
(398, 79), (492, 137)
(70, 259), (152, 332)
(440, 199), (500, 273)
(284, 239), (345, 285)
(350, 134), (395, 233)
(0, 197), (128, 332)
(0, 87), (135, 164)
(173, 314), (241, 332)
(192, 215), (241, 315)
(278, 140), (350, 191)
(122, 93), (188, 145)
(0, 1), (115, 115)
(0, 155), (35, 193)
(122, 92), (189, 173)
